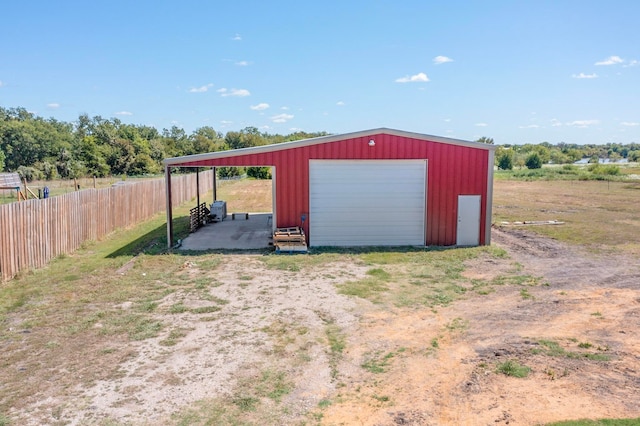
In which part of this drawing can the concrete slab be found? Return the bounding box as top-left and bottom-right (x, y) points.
(179, 212), (273, 250)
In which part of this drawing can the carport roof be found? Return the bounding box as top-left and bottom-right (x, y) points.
(163, 127), (497, 167)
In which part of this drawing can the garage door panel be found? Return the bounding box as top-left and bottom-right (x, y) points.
(309, 160), (426, 246)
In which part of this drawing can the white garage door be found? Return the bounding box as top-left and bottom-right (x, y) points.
(309, 160), (426, 246)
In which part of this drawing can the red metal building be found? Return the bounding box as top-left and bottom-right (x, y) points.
(164, 128), (496, 248)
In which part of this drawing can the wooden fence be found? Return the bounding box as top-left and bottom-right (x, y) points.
(0, 170), (213, 282)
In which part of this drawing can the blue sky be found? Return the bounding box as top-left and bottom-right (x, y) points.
(1, 1), (639, 145)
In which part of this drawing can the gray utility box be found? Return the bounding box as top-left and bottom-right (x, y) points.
(209, 200), (227, 222)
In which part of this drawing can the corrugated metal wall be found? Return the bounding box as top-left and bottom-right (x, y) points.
(180, 133), (490, 246)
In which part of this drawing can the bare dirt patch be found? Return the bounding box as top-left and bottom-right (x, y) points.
(3, 227), (640, 425)
(321, 228), (640, 425)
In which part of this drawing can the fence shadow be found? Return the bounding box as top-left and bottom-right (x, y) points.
(106, 216), (191, 258)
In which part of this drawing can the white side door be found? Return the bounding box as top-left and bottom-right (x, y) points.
(456, 195), (481, 246)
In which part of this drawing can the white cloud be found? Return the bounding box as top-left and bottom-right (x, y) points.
(519, 124), (540, 129)
(220, 88), (250, 97)
(551, 119), (562, 127)
(336, 101), (345, 106)
(475, 123), (488, 127)
(271, 113), (294, 123)
(624, 59), (639, 68)
(620, 121), (640, 126)
(281, 106), (289, 110)
(189, 83), (213, 93)
(0, 80), (4, 87)
(395, 72), (429, 83)
(47, 103), (60, 109)
(595, 55), (624, 66)
(235, 60), (250, 66)
(115, 111), (133, 116)
(220, 120), (233, 125)
(572, 72), (598, 79)
(232, 33), (242, 41)
(250, 103), (270, 111)
(566, 120), (599, 128)
(433, 55), (453, 65)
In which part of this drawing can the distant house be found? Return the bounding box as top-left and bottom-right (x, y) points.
(163, 128), (497, 248)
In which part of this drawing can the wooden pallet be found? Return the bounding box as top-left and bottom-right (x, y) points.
(275, 241), (308, 253)
(273, 227), (306, 244)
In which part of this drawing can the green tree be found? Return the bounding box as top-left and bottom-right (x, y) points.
(129, 153), (159, 175)
(476, 136), (494, 144)
(496, 149), (514, 170)
(0, 148), (5, 171)
(224, 127), (266, 150)
(36, 160), (58, 180)
(17, 165), (43, 182)
(247, 166), (272, 179)
(74, 136), (110, 177)
(549, 149), (571, 164)
(190, 126), (224, 153)
(105, 138), (136, 175)
(525, 152), (542, 169)
(217, 166), (244, 178)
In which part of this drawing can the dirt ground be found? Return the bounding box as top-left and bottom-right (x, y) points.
(320, 228), (640, 426)
(6, 227), (640, 425)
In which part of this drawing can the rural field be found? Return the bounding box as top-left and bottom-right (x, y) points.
(1, 178), (639, 425)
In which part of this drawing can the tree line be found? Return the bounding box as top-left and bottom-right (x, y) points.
(0, 107), (327, 181)
(1, 106), (638, 180)
(477, 137), (640, 170)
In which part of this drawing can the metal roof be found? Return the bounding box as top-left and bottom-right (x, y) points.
(163, 127), (497, 167)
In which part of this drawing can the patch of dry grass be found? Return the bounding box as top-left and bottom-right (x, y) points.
(215, 178), (272, 212)
(493, 179), (640, 254)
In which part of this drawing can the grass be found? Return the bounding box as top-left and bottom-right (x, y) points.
(494, 163), (639, 182)
(532, 339), (611, 361)
(445, 317), (469, 333)
(493, 179), (640, 254)
(0, 194), (225, 416)
(520, 288), (534, 300)
(496, 360), (531, 378)
(159, 328), (190, 346)
(334, 246), (516, 309)
(336, 277), (390, 301)
(173, 367), (293, 424)
(325, 323), (346, 379)
(361, 350), (401, 374)
(3, 177), (639, 423)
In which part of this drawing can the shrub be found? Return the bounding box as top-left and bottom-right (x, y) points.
(525, 152), (542, 169)
(587, 164), (620, 175)
(17, 166), (44, 182)
(247, 166), (272, 179)
(496, 359), (531, 378)
(497, 151), (514, 170)
(217, 166), (244, 178)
